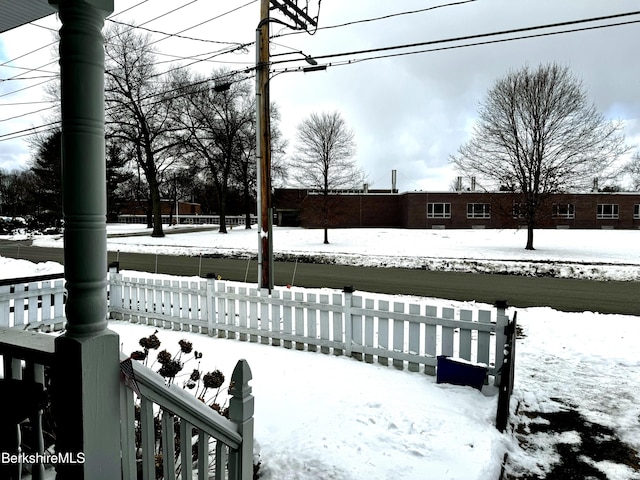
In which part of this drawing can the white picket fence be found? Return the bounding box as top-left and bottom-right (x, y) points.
(0, 269), (510, 381)
(0, 274), (66, 330)
(107, 269), (509, 380)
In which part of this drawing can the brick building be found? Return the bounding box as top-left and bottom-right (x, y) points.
(274, 188), (640, 229)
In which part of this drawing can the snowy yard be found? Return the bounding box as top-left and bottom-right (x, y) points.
(1, 226), (639, 479)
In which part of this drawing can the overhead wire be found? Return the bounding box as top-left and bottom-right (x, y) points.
(273, 0), (476, 39)
(2, 5), (639, 142)
(0, 1), (256, 100)
(270, 10), (640, 67)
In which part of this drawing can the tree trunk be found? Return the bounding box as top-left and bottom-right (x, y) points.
(243, 179), (252, 229)
(525, 222), (535, 250)
(218, 194), (227, 234)
(145, 199), (152, 228)
(324, 227), (329, 245)
(150, 179), (164, 237)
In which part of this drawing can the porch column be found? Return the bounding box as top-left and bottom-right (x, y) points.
(47, 1), (119, 479)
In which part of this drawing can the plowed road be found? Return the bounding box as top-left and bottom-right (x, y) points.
(1, 239), (637, 315)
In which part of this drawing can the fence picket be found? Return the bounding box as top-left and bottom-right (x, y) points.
(477, 309), (492, 366)
(441, 307), (455, 357)
(181, 281), (190, 330)
(294, 292), (305, 351)
(226, 284), (236, 340)
(41, 281), (53, 326)
(0, 285), (9, 327)
(249, 288), (259, 343)
(332, 293), (343, 356)
(260, 289), (270, 345)
(123, 278), (132, 322)
(319, 294), (330, 354)
(392, 302), (405, 370)
(217, 282), (227, 339)
(408, 304), (420, 372)
(238, 286), (248, 341)
(364, 298), (374, 364)
(378, 300), (390, 366)
(424, 305), (437, 375)
(351, 295), (363, 361)
(271, 290), (282, 347)
(27, 281), (38, 327)
(282, 290), (292, 349)
(13, 285), (25, 327)
(307, 293), (318, 352)
(53, 279), (65, 329)
(459, 309), (473, 361)
(190, 281), (200, 326)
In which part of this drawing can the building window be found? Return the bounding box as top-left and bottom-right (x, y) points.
(553, 204), (575, 219)
(427, 203), (451, 218)
(512, 203), (526, 219)
(597, 204), (619, 219)
(634, 204), (640, 219)
(467, 203), (491, 219)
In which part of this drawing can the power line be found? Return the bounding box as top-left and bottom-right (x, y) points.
(271, 17), (640, 74)
(106, 19), (246, 48)
(273, 0), (476, 38)
(271, 10), (640, 66)
(146, 0), (257, 47)
(0, 106), (57, 123)
(0, 100), (56, 106)
(3, 7), (638, 142)
(0, 121), (60, 142)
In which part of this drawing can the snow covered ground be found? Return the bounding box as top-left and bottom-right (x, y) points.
(2, 226), (640, 479)
(26, 224), (640, 281)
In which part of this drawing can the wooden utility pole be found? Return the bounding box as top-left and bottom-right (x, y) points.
(256, 0), (318, 291)
(256, 0), (273, 291)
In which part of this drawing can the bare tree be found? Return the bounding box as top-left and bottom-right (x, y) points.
(231, 103), (288, 229)
(451, 63), (627, 249)
(623, 152), (640, 191)
(290, 111), (361, 244)
(104, 24), (182, 237)
(171, 70), (255, 233)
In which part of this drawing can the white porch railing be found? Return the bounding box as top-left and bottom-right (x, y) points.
(0, 328), (54, 480)
(120, 354), (254, 480)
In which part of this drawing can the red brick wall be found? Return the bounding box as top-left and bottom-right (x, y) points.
(274, 189), (640, 229)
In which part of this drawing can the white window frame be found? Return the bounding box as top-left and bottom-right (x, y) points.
(467, 203), (491, 219)
(596, 204), (619, 219)
(552, 204), (575, 219)
(427, 203), (451, 218)
(634, 204), (640, 220)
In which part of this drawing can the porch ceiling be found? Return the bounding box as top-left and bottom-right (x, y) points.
(0, 0), (56, 33)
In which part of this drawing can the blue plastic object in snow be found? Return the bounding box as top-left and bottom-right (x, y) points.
(436, 356), (487, 390)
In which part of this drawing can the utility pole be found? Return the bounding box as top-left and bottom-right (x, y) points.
(256, 0), (273, 291)
(255, 0), (318, 291)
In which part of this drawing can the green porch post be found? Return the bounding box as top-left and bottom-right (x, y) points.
(47, 1), (119, 479)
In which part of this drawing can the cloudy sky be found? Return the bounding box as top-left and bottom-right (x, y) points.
(1, 0), (639, 192)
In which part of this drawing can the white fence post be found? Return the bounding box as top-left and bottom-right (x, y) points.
(206, 275), (215, 336)
(108, 262), (122, 320)
(343, 286), (354, 357)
